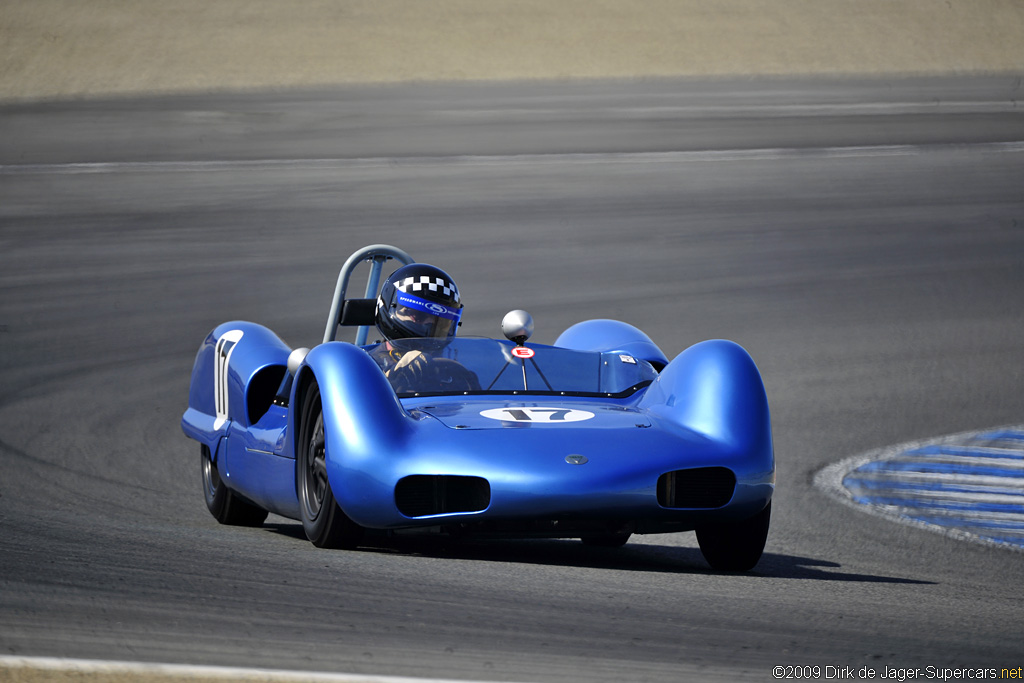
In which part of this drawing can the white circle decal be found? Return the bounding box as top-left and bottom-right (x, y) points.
(480, 407), (595, 423)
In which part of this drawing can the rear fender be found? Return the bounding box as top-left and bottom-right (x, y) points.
(555, 319), (669, 370)
(181, 322), (291, 451)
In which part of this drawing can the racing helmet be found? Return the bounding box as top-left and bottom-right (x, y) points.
(375, 264), (463, 341)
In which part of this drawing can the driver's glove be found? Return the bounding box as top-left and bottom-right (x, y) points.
(386, 350), (428, 389)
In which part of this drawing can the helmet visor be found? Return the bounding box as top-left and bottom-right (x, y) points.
(389, 290), (462, 339)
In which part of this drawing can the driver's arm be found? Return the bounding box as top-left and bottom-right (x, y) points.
(385, 350), (429, 384)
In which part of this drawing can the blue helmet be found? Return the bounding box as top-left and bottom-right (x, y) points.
(375, 264), (463, 341)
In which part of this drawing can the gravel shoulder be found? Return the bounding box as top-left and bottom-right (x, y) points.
(3, 0), (1023, 102)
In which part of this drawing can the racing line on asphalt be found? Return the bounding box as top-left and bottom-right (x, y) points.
(2, 141), (1024, 176)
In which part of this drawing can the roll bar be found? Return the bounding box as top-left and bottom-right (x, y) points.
(323, 244), (415, 345)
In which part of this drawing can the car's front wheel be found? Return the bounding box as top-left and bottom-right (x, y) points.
(200, 444), (268, 526)
(696, 501), (771, 572)
(297, 379), (363, 549)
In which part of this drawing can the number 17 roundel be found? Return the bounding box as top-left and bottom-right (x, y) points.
(479, 407), (595, 423)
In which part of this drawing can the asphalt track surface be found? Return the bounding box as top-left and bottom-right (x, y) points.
(2, 76), (1024, 681)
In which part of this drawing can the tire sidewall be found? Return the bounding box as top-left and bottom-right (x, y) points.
(201, 444), (228, 516)
(298, 381), (330, 541)
(295, 378), (363, 548)
(696, 501), (771, 572)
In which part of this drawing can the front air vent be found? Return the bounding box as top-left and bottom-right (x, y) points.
(657, 467), (736, 509)
(395, 475), (490, 518)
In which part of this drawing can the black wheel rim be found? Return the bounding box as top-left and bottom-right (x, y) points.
(302, 401), (329, 521)
(201, 446), (220, 501)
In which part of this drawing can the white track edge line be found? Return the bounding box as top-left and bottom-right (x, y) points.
(0, 655), (524, 683)
(847, 471), (1024, 489)
(841, 488), (1024, 505)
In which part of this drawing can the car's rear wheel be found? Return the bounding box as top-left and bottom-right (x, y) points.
(200, 444), (268, 526)
(297, 379), (363, 549)
(696, 501), (771, 572)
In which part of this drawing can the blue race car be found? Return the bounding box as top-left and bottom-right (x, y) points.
(182, 245), (774, 571)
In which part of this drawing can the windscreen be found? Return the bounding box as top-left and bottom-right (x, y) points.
(364, 338), (658, 397)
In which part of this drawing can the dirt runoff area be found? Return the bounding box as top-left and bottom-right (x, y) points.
(2, 0), (1024, 102)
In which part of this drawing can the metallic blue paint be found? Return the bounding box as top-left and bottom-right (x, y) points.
(183, 325), (774, 533)
(182, 240), (774, 555)
(555, 319), (669, 369)
(640, 340), (773, 459)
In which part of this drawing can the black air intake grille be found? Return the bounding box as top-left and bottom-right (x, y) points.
(395, 475), (491, 518)
(657, 467), (736, 509)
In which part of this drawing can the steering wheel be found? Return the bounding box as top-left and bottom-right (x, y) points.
(423, 358), (481, 392)
(388, 355), (481, 393)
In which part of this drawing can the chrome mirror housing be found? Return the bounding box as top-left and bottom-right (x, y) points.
(501, 310), (534, 345)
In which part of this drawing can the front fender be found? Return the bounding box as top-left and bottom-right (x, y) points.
(290, 342), (416, 523)
(639, 340), (773, 477)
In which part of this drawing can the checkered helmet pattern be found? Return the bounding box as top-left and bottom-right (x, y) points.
(375, 263), (463, 341)
(395, 275), (460, 303)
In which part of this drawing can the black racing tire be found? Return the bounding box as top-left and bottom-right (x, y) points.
(581, 533), (632, 548)
(200, 444), (268, 527)
(696, 501), (771, 572)
(296, 379), (363, 549)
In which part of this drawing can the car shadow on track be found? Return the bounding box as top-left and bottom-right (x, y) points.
(263, 522), (931, 583)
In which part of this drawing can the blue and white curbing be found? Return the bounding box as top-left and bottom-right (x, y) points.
(814, 425), (1024, 552)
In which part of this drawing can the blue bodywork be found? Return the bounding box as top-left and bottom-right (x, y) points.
(182, 246), (774, 559)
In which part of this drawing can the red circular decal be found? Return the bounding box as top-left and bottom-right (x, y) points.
(511, 346), (535, 359)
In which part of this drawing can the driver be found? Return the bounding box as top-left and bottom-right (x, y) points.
(368, 263), (478, 392)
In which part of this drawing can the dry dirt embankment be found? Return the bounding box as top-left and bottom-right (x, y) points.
(2, 0), (1023, 102)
